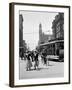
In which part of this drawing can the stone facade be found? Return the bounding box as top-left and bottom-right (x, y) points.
(52, 13), (64, 40)
(51, 13), (64, 55)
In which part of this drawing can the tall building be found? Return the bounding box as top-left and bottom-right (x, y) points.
(38, 23), (52, 45)
(51, 13), (64, 55)
(39, 23), (43, 44)
(52, 13), (64, 39)
(19, 14), (23, 47)
(19, 14), (24, 58)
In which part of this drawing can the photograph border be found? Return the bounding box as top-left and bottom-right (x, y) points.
(9, 2), (70, 87)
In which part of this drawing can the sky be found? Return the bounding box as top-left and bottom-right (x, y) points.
(20, 10), (58, 50)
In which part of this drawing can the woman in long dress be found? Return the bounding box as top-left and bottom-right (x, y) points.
(26, 52), (32, 71)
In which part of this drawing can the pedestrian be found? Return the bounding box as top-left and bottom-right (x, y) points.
(34, 51), (39, 70)
(31, 51), (34, 62)
(26, 51), (32, 71)
(42, 52), (47, 65)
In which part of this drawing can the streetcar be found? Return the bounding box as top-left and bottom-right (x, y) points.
(38, 38), (64, 62)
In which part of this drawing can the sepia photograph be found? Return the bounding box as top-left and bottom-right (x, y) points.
(9, 3), (70, 87)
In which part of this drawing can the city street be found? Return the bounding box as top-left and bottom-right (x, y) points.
(19, 58), (64, 79)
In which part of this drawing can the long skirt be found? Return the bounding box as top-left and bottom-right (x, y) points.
(34, 60), (39, 67)
(26, 60), (32, 69)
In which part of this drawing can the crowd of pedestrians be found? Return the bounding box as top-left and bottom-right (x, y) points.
(20, 50), (48, 71)
(25, 51), (39, 71)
